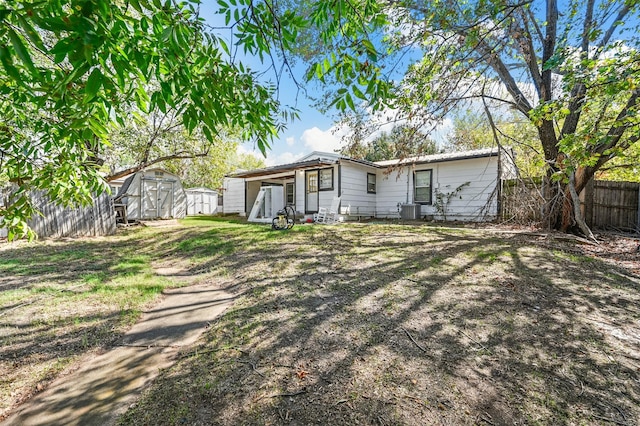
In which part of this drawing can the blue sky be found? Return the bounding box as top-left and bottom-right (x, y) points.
(199, 4), (352, 166)
(198, 2), (462, 166)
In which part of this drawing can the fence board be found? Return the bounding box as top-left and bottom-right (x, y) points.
(501, 179), (640, 232)
(590, 181), (639, 231)
(1, 190), (116, 239)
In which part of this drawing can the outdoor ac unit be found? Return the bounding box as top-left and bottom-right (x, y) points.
(400, 204), (421, 220)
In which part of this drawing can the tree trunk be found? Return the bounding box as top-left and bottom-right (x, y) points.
(544, 163), (597, 236)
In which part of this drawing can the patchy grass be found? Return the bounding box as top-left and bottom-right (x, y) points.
(2, 219), (639, 425)
(0, 228), (175, 419)
(119, 220), (638, 426)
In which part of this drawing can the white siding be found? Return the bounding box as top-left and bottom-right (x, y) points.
(376, 167), (412, 218)
(186, 189), (218, 215)
(295, 170), (306, 214)
(377, 156), (500, 221)
(339, 163), (377, 217)
(223, 177), (245, 215)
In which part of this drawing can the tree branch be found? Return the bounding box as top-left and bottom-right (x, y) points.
(106, 151), (209, 182)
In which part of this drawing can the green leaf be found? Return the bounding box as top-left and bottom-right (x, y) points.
(84, 68), (103, 103)
(0, 46), (21, 82)
(345, 93), (355, 111)
(16, 14), (46, 51)
(8, 28), (37, 76)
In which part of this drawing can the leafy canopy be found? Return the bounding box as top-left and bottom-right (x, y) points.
(0, 0), (390, 239)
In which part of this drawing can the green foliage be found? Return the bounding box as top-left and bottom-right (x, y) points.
(0, 0), (290, 239)
(0, 0), (396, 239)
(596, 139), (640, 182)
(341, 124), (437, 161)
(446, 110), (546, 178)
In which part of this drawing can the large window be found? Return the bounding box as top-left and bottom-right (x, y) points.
(414, 170), (432, 204)
(319, 168), (334, 191)
(367, 173), (376, 194)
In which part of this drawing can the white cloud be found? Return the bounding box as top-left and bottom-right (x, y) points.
(300, 126), (349, 152)
(285, 136), (295, 146)
(264, 151), (305, 167)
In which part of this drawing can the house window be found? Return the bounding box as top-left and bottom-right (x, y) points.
(307, 172), (318, 193)
(286, 182), (295, 205)
(414, 169), (432, 204)
(319, 168), (334, 191)
(367, 173), (376, 194)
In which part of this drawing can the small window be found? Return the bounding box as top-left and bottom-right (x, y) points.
(414, 169), (432, 204)
(367, 173), (376, 194)
(286, 182), (295, 205)
(307, 172), (318, 193)
(319, 168), (334, 191)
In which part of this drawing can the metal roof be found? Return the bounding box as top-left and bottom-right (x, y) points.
(227, 148), (502, 180)
(228, 158), (339, 178)
(374, 148), (500, 166)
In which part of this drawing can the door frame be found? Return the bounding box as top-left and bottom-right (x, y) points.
(305, 170), (319, 214)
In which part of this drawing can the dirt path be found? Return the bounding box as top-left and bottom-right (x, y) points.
(2, 283), (235, 426)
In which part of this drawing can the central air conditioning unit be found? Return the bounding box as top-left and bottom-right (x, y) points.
(400, 204), (421, 220)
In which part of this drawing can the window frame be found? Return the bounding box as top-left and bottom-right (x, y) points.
(318, 167), (334, 191)
(366, 173), (376, 194)
(285, 182), (295, 205)
(413, 169), (433, 205)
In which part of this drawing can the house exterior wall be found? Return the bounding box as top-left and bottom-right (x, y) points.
(339, 163), (377, 217)
(222, 177), (246, 215)
(294, 170), (306, 215)
(317, 164), (340, 212)
(376, 156), (500, 221)
(376, 167), (412, 218)
(223, 150), (506, 223)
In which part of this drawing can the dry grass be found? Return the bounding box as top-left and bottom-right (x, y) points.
(111, 219), (639, 425)
(1, 217), (639, 424)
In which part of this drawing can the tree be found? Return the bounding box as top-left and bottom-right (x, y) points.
(103, 109), (250, 190)
(0, 0), (297, 239)
(446, 109), (545, 178)
(378, 0), (640, 233)
(341, 124), (437, 161)
(0, 0), (389, 239)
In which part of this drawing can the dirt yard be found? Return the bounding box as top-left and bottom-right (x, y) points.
(107, 222), (640, 426)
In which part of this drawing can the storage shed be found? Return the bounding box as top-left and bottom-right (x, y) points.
(185, 187), (218, 215)
(114, 168), (187, 220)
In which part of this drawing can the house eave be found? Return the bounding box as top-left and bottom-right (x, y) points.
(228, 159), (339, 179)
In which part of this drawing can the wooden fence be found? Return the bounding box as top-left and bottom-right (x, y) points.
(1, 191), (115, 239)
(501, 178), (640, 232)
(583, 180), (640, 231)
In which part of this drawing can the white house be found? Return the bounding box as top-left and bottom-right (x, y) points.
(222, 148), (516, 223)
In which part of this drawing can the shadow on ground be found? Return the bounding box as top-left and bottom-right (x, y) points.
(116, 223), (640, 425)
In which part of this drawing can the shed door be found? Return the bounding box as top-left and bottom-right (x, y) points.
(142, 179), (173, 218)
(142, 180), (159, 219)
(158, 182), (174, 218)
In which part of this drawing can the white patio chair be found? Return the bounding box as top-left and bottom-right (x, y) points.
(316, 196), (341, 224)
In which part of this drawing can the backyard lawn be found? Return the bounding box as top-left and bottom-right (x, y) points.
(1, 217), (639, 425)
